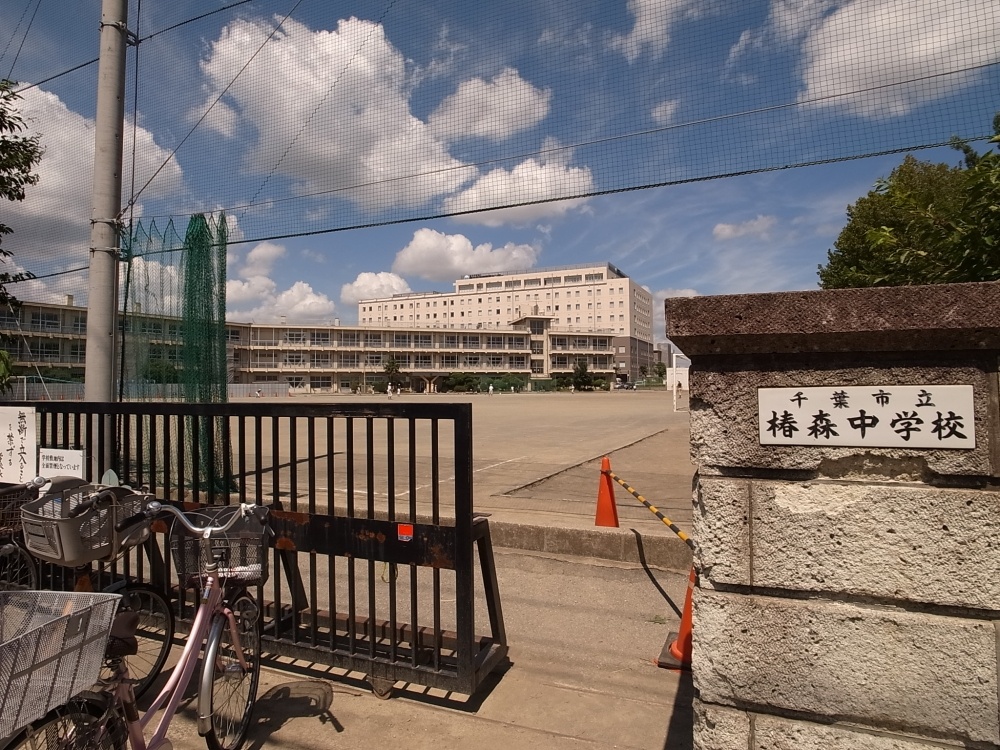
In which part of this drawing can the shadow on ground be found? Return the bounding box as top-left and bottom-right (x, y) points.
(247, 681), (343, 750)
(661, 671), (694, 749)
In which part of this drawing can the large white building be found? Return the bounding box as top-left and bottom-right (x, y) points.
(358, 262), (653, 341)
(1, 263), (657, 393)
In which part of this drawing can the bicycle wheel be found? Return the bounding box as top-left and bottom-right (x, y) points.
(0, 541), (37, 592)
(198, 591), (261, 750)
(0, 695), (124, 750)
(102, 582), (175, 699)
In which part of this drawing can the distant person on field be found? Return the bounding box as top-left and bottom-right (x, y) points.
(256, 388), (262, 398)
(488, 383), (494, 396)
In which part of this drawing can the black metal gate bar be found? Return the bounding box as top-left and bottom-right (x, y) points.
(24, 400), (507, 696)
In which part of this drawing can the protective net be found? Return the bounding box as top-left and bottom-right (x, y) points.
(120, 214), (229, 404)
(1, 0), (997, 305)
(0, 0), (1000, 344)
(120, 214), (231, 491)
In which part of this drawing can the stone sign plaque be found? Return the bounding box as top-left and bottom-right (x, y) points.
(758, 385), (975, 449)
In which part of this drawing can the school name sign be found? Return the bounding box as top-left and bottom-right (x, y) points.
(758, 385), (975, 449)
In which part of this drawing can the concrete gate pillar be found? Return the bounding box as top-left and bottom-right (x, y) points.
(666, 281), (1000, 749)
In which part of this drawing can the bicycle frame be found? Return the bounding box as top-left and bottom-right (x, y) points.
(113, 572), (249, 750)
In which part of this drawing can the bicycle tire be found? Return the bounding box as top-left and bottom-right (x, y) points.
(198, 590), (261, 750)
(0, 541), (37, 592)
(102, 582), (175, 700)
(0, 695), (124, 750)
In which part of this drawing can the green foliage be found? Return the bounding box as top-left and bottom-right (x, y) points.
(819, 119), (1000, 288)
(440, 372), (479, 392)
(0, 80), (40, 311)
(654, 362), (667, 380)
(0, 349), (14, 393)
(572, 360), (593, 390)
(383, 356), (403, 386)
(143, 360), (179, 384)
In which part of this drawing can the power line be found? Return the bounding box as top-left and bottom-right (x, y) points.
(1, 0), (37, 70)
(136, 58), (1000, 225)
(5, 0), (42, 81)
(126, 0), (307, 209)
(13, 1), (255, 94)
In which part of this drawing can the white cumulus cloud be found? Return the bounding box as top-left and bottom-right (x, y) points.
(442, 140), (594, 227)
(226, 240), (336, 323)
(651, 99), (680, 125)
(4, 87), (183, 299)
(227, 280), (337, 324)
(713, 215), (776, 240)
(340, 272), (412, 305)
(392, 228), (538, 282)
(797, 0), (1000, 119)
(651, 287), (699, 344)
(609, 0), (710, 63)
(428, 67), (551, 142)
(193, 16), (474, 212)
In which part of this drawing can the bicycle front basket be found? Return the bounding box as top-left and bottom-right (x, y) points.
(0, 483), (40, 536)
(21, 487), (150, 567)
(169, 505), (269, 587)
(0, 591), (120, 740)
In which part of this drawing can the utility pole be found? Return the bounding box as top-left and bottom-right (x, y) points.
(84, 0), (129, 402)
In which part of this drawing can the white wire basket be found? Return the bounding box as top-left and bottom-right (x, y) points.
(0, 591), (120, 740)
(21, 486), (151, 567)
(169, 505), (269, 587)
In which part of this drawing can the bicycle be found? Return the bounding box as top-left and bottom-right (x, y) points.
(0, 477), (50, 591)
(18, 479), (176, 700)
(1, 499), (271, 750)
(0, 590), (123, 749)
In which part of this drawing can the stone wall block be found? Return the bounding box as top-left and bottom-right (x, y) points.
(752, 713), (969, 749)
(693, 590), (999, 744)
(694, 703), (969, 750)
(693, 701), (751, 750)
(688, 361), (996, 477)
(694, 476), (750, 587)
(749, 481), (1000, 609)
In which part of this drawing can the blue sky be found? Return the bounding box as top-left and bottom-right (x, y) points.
(2, 1), (998, 340)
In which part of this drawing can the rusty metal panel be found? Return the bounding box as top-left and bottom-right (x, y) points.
(269, 510), (457, 569)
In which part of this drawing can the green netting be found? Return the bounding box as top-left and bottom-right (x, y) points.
(119, 213), (232, 493)
(179, 214), (229, 405)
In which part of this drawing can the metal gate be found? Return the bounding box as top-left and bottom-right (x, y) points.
(26, 400), (507, 696)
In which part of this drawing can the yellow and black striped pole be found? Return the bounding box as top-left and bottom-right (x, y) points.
(606, 469), (697, 552)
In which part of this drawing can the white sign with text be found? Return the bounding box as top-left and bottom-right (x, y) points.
(39, 448), (86, 478)
(0, 406), (37, 482)
(758, 385), (975, 449)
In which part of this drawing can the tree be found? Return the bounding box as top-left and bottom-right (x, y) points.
(0, 80), (42, 392)
(383, 356), (403, 388)
(819, 118), (1000, 289)
(572, 360), (593, 390)
(639, 364), (649, 379)
(654, 361), (667, 381)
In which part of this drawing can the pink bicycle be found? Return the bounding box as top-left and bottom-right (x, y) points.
(1, 500), (270, 750)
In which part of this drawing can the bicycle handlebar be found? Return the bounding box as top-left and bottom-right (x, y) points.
(131, 501), (269, 538)
(67, 487), (123, 519)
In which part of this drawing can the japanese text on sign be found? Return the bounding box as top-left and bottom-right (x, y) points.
(39, 448), (85, 478)
(0, 406), (37, 482)
(757, 386), (975, 449)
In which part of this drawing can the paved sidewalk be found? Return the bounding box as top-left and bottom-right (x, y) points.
(165, 549), (693, 750)
(159, 392), (697, 749)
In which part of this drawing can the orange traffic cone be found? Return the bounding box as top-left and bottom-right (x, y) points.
(595, 456), (619, 527)
(657, 565), (695, 669)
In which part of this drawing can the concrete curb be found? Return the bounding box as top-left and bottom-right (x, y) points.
(489, 519), (693, 571)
